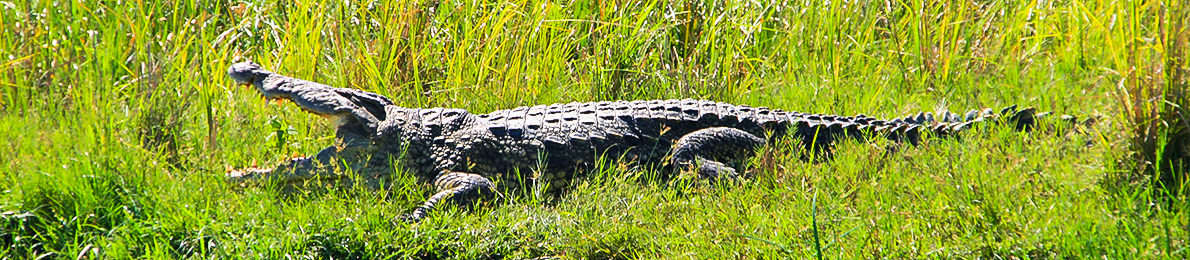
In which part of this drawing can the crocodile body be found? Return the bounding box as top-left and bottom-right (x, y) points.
(225, 62), (1042, 220)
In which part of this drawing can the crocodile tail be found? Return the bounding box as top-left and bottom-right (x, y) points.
(866, 105), (1053, 145)
(784, 105), (1070, 152)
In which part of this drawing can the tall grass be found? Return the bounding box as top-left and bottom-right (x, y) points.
(1110, 1), (1189, 199)
(0, 0), (1184, 258)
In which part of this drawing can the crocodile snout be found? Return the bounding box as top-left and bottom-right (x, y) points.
(227, 62), (270, 85)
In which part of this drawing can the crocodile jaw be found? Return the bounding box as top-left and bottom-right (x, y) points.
(226, 167), (275, 186)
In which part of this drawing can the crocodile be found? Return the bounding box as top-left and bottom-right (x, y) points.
(225, 61), (1053, 220)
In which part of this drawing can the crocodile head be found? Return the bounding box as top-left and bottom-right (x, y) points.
(225, 61), (402, 190)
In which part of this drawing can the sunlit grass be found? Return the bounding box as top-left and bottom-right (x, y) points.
(1, 0), (1186, 258)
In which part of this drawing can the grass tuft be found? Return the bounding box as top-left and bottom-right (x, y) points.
(1111, 1), (1190, 199)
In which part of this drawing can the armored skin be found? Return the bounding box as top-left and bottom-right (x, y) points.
(225, 62), (1044, 220)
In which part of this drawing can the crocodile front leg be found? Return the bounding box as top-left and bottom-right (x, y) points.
(405, 172), (497, 220)
(670, 127), (767, 179)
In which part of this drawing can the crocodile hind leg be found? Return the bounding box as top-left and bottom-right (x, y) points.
(670, 127), (767, 179)
(405, 172), (497, 220)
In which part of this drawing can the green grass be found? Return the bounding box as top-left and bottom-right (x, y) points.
(1, 0), (1187, 258)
